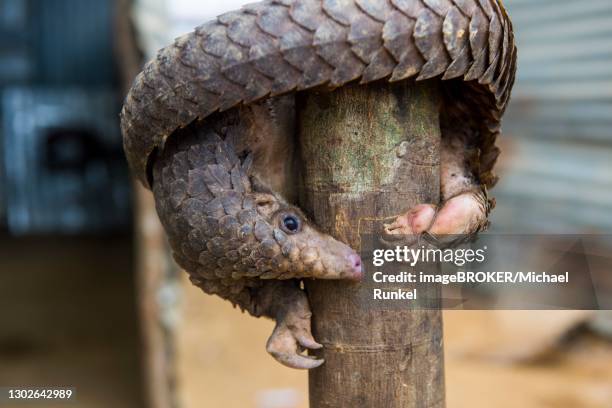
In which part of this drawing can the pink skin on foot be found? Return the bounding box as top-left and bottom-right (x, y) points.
(347, 253), (363, 281)
(385, 192), (486, 238)
(385, 204), (436, 235)
(428, 193), (483, 236)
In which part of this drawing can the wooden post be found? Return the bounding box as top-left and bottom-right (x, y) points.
(298, 81), (445, 407)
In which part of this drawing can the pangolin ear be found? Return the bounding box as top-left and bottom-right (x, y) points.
(253, 193), (279, 217)
(250, 175), (284, 217)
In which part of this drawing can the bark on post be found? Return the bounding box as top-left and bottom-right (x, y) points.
(298, 81), (445, 408)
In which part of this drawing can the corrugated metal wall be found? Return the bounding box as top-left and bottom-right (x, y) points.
(0, 0), (128, 234)
(0, 0), (31, 85)
(491, 0), (612, 233)
(31, 0), (116, 86)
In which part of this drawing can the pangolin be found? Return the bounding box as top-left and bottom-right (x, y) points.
(121, 0), (516, 369)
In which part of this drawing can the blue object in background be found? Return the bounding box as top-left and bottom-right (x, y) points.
(0, 0), (130, 234)
(31, 0), (117, 86)
(2, 89), (130, 234)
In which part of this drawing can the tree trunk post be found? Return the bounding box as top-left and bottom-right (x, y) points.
(298, 81), (445, 408)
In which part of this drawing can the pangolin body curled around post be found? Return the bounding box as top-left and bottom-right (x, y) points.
(121, 0), (517, 369)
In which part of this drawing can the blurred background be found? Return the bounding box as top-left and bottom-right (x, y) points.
(0, 0), (611, 407)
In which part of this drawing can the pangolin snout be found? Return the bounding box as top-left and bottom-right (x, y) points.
(322, 238), (363, 281)
(271, 208), (363, 280)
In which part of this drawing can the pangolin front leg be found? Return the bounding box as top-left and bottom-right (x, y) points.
(193, 278), (327, 369)
(151, 105), (362, 369)
(385, 132), (492, 244)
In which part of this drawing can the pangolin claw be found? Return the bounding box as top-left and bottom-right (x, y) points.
(266, 324), (324, 369)
(266, 308), (324, 370)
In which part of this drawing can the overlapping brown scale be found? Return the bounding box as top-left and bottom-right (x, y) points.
(278, 13), (332, 89)
(383, 11), (423, 81)
(289, 1), (322, 31)
(414, 8), (451, 80)
(443, 7), (468, 60)
(423, 0), (454, 16)
(183, 198), (207, 229)
(136, 63), (175, 137)
(361, 49), (396, 83)
(203, 197), (225, 218)
(451, 0), (478, 16)
(223, 50), (274, 102)
(319, 0), (375, 84)
(214, 141), (238, 168)
(187, 142), (213, 168)
(202, 164), (232, 196)
(478, 13), (501, 87)
(176, 37), (227, 110)
(464, 6), (488, 81)
(218, 214), (241, 240)
(170, 151), (189, 179)
(186, 228), (207, 253)
(288, 45), (335, 89)
(254, 220), (274, 242)
(191, 23), (251, 108)
(253, 3), (306, 93)
(492, 47), (513, 101)
(221, 192), (243, 216)
(220, 12), (253, 47)
(200, 22), (231, 58)
(322, 0), (360, 26)
(346, 5), (395, 83)
(442, 7), (472, 79)
(125, 72), (147, 103)
(477, 0), (495, 18)
(492, 28), (514, 101)
(491, 0), (509, 64)
(169, 179), (188, 210)
(356, 0), (394, 22)
(249, 41), (302, 95)
(391, 0), (423, 18)
(201, 216), (220, 238)
(183, 39), (223, 84)
(274, 0), (296, 8)
(229, 165), (246, 194)
(347, 10), (384, 64)
(313, 19), (365, 86)
(257, 2), (297, 38)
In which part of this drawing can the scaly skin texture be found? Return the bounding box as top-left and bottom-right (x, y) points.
(121, 0), (517, 368)
(152, 103), (362, 369)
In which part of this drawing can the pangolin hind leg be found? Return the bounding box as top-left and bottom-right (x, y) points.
(150, 99), (361, 369)
(385, 131), (491, 243)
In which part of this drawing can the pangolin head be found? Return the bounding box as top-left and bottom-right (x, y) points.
(248, 190), (363, 281)
(151, 129), (362, 283)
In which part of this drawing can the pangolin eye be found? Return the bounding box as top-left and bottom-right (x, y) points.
(281, 214), (300, 234)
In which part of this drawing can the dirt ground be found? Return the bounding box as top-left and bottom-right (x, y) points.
(0, 235), (144, 408)
(177, 276), (612, 408)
